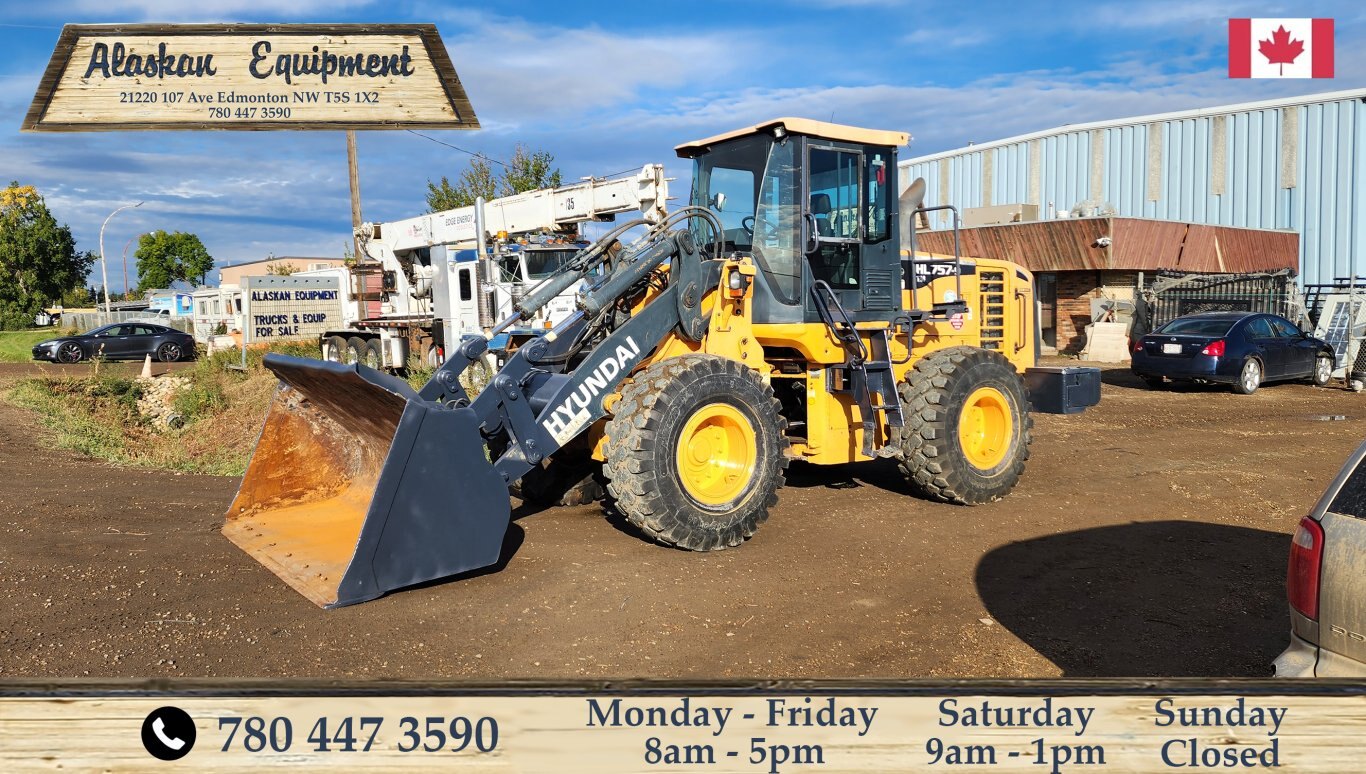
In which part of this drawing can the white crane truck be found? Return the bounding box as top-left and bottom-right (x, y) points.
(317, 165), (669, 370)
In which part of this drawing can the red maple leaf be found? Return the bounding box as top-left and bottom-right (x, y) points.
(1259, 25), (1304, 76)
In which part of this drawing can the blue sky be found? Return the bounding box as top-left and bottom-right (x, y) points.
(1, 0), (1361, 290)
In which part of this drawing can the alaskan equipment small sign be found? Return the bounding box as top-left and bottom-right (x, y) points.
(23, 24), (479, 131)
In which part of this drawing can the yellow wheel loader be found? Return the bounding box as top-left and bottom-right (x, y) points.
(224, 118), (1100, 607)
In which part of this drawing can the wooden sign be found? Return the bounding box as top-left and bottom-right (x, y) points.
(22, 24), (479, 131)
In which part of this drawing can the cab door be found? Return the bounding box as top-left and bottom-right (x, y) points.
(804, 143), (864, 316)
(803, 142), (900, 322)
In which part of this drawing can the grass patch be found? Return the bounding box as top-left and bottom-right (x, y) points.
(2, 340), (322, 476)
(0, 329), (61, 362)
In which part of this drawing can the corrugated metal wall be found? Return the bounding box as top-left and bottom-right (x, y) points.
(901, 90), (1366, 287)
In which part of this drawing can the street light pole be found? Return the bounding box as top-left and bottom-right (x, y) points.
(99, 201), (143, 314)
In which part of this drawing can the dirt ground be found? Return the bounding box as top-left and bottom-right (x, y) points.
(0, 358), (1360, 679)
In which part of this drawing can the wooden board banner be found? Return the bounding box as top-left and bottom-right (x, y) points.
(22, 24), (479, 131)
(4, 681), (1366, 772)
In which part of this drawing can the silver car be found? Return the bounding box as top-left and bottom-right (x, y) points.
(1275, 441), (1366, 676)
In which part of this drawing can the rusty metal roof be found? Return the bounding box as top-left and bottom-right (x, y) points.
(914, 217), (1297, 274)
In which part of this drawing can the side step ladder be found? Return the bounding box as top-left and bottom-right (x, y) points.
(811, 280), (905, 459)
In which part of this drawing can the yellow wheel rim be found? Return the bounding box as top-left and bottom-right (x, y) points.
(958, 387), (1013, 470)
(675, 403), (758, 507)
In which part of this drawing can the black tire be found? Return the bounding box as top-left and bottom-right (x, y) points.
(56, 341), (83, 364)
(155, 341), (182, 363)
(603, 354), (788, 551)
(321, 335), (347, 362)
(1232, 357), (1261, 395)
(516, 455), (606, 507)
(897, 346), (1033, 505)
(1312, 353), (1333, 387)
(1142, 375), (1165, 389)
(362, 338), (384, 369)
(345, 336), (367, 366)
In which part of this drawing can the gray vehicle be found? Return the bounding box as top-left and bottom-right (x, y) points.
(1275, 441), (1366, 677)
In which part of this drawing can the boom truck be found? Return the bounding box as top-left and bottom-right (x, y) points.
(224, 118), (1101, 608)
(319, 164), (670, 370)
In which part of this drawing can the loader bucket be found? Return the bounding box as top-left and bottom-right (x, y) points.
(224, 355), (511, 608)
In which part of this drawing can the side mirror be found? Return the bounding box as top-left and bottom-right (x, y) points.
(710, 192), (726, 213)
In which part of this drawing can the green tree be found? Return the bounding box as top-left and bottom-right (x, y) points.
(265, 261), (296, 276)
(425, 144), (563, 213)
(135, 230), (213, 290)
(0, 182), (95, 329)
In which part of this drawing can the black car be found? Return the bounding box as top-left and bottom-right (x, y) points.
(32, 323), (196, 364)
(1131, 311), (1334, 394)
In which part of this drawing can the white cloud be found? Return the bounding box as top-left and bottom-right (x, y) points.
(55, 0), (377, 21)
(902, 27), (991, 48)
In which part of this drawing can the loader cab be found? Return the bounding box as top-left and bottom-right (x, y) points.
(676, 117), (907, 324)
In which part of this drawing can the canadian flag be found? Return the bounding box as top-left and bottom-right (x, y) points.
(1229, 18), (1334, 78)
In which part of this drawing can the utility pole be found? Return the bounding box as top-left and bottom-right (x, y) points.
(120, 234), (143, 300)
(347, 131), (363, 257)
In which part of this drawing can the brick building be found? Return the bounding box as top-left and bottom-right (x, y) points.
(916, 217), (1298, 353)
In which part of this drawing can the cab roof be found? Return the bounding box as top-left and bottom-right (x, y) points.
(674, 117), (910, 158)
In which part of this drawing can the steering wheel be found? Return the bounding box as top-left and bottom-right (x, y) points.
(740, 215), (780, 240)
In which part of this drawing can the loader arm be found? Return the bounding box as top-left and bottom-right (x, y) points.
(424, 229), (716, 489)
(227, 225), (714, 607)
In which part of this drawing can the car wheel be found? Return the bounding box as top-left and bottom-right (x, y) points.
(56, 342), (83, 364)
(1312, 354), (1333, 387)
(1232, 358), (1262, 395)
(156, 342), (182, 362)
(1142, 375), (1165, 389)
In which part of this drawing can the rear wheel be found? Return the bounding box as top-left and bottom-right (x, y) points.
(897, 346), (1032, 505)
(1312, 354), (1333, 387)
(604, 354), (788, 551)
(1232, 357), (1261, 395)
(156, 342), (182, 362)
(321, 336), (347, 362)
(344, 337), (367, 366)
(56, 342), (83, 364)
(362, 339), (384, 370)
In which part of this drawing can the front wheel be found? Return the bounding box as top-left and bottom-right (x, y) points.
(1232, 358), (1262, 395)
(603, 354), (788, 551)
(897, 346), (1033, 505)
(1312, 354), (1333, 387)
(56, 342), (83, 364)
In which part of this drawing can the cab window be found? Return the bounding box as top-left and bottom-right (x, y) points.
(1269, 317), (1301, 337)
(865, 151), (890, 244)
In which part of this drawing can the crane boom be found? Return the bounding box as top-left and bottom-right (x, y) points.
(359, 164), (668, 254)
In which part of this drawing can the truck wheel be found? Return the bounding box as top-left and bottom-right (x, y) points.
(897, 346), (1032, 505)
(363, 338), (384, 369)
(604, 354), (788, 551)
(322, 336), (347, 362)
(345, 337), (367, 366)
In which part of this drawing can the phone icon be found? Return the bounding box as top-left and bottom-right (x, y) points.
(153, 717), (186, 750)
(141, 706), (196, 760)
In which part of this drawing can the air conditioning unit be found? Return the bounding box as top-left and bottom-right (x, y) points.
(309, 262), (331, 271)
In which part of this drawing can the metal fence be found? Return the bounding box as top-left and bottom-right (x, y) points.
(52, 311), (193, 334)
(1138, 270), (1304, 334)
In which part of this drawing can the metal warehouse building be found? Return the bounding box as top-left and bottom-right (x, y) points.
(902, 88), (1366, 351)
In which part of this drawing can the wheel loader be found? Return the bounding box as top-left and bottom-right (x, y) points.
(223, 117), (1100, 608)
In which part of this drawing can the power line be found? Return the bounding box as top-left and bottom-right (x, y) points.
(405, 129), (511, 169)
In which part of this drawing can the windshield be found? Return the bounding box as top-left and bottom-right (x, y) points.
(499, 248), (581, 283)
(1157, 318), (1236, 336)
(691, 134), (801, 303)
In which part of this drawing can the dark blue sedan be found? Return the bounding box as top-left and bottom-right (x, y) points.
(1132, 311), (1334, 394)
